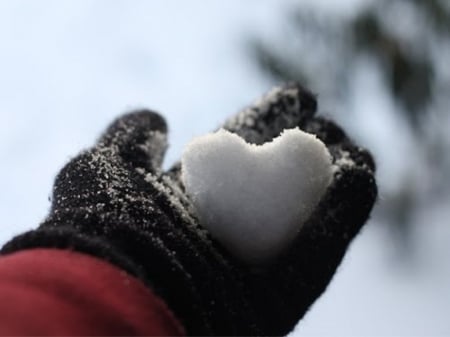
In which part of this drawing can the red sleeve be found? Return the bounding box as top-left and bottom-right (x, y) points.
(0, 248), (185, 336)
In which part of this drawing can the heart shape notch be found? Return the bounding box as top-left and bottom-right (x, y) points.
(181, 128), (333, 265)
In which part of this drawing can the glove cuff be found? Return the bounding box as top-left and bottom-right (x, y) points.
(1, 227), (145, 280)
(1, 223), (261, 336)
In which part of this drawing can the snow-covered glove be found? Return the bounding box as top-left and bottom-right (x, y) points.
(1, 83), (377, 336)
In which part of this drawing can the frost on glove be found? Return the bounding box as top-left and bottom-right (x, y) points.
(1, 83), (377, 336)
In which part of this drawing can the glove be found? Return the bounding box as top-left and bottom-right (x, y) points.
(1, 83), (377, 336)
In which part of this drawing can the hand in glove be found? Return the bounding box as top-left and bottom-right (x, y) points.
(2, 83), (377, 336)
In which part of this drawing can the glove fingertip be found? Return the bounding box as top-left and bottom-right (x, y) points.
(98, 109), (169, 171)
(223, 82), (318, 144)
(101, 109), (168, 140)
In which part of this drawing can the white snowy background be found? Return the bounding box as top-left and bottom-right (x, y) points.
(0, 0), (449, 335)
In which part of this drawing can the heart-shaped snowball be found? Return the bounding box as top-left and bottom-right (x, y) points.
(181, 128), (333, 264)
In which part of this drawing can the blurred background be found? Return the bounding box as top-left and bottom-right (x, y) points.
(0, 0), (449, 335)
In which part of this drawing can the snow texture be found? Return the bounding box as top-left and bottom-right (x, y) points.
(181, 127), (333, 264)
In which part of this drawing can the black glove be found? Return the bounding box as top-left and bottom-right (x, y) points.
(1, 83), (377, 336)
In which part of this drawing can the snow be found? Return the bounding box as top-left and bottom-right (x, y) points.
(181, 127), (333, 264)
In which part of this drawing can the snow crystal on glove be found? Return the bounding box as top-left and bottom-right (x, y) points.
(181, 128), (333, 264)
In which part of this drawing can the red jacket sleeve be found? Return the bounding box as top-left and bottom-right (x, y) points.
(0, 248), (185, 336)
